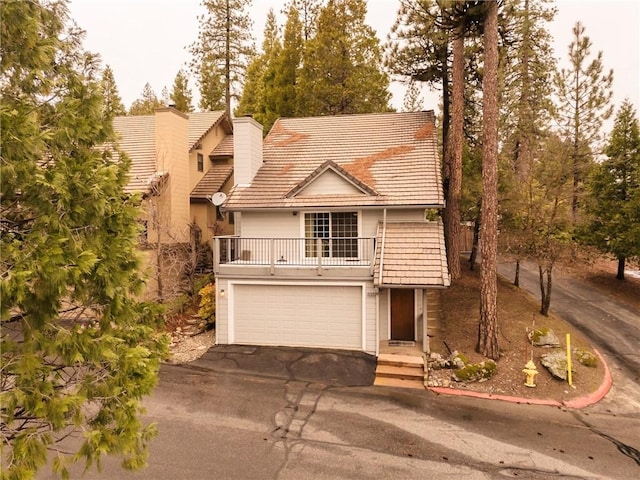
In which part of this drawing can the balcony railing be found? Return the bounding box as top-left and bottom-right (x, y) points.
(214, 236), (375, 269)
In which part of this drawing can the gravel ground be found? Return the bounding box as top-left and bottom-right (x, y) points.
(167, 329), (216, 364)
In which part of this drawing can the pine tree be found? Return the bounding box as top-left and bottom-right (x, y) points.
(170, 69), (194, 112)
(190, 0), (255, 114)
(299, 0), (391, 115)
(129, 82), (162, 115)
(402, 81), (424, 112)
(498, 0), (556, 286)
(101, 64), (126, 118)
(554, 22), (613, 223)
(235, 8), (279, 124)
(385, 0), (450, 147)
(581, 100), (640, 279)
(272, 4), (304, 118)
(477, 0), (500, 360)
(0, 1), (169, 477)
(285, 0), (321, 41)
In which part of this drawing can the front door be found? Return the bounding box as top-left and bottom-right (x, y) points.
(390, 289), (415, 341)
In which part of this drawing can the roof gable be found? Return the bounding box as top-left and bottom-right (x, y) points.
(286, 160), (378, 198)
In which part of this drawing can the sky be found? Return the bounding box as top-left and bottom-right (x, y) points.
(68, 0), (639, 128)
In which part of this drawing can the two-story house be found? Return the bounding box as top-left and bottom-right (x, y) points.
(214, 112), (450, 356)
(113, 107), (234, 246)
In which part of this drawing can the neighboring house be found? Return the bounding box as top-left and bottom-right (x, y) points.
(214, 112), (450, 356)
(113, 107), (234, 246)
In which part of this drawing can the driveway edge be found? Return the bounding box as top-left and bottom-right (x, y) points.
(427, 348), (612, 409)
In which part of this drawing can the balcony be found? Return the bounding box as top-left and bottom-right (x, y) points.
(213, 236), (375, 276)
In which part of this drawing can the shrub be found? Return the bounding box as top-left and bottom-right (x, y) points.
(454, 360), (497, 383)
(198, 283), (216, 326)
(575, 348), (598, 367)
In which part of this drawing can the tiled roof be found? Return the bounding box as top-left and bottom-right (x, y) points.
(188, 111), (227, 151)
(210, 134), (234, 157)
(191, 164), (233, 200)
(112, 111), (228, 194)
(373, 221), (450, 287)
(112, 115), (156, 194)
(225, 111), (443, 210)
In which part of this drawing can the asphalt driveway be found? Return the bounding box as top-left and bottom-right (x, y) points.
(190, 344), (377, 387)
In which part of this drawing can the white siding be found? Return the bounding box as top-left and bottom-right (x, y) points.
(240, 211), (301, 237)
(297, 170), (365, 196)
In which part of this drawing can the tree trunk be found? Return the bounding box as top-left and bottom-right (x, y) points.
(477, 1), (500, 360)
(225, 0), (232, 115)
(514, 259), (520, 287)
(444, 30), (464, 281)
(539, 264), (552, 316)
(469, 200), (481, 270)
(617, 256), (626, 280)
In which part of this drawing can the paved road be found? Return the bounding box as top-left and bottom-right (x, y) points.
(42, 346), (640, 480)
(496, 259), (640, 382)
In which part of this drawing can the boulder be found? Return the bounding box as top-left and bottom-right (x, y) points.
(528, 327), (560, 347)
(540, 351), (572, 380)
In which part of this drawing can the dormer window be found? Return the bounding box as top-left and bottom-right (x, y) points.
(197, 153), (204, 172)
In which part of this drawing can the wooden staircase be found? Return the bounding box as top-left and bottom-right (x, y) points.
(374, 354), (426, 389)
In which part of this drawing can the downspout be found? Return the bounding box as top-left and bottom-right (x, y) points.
(378, 209), (388, 286)
(376, 209), (388, 356)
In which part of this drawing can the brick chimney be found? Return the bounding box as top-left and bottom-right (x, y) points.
(233, 116), (263, 186)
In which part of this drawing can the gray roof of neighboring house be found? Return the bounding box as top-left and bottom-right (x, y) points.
(191, 164), (233, 201)
(373, 221), (450, 287)
(112, 110), (228, 194)
(224, 111), (443, 210)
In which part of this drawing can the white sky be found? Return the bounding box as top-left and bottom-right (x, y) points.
(69, 0), (639, 127)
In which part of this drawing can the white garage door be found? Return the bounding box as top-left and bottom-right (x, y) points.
(232, 284), (362, 350)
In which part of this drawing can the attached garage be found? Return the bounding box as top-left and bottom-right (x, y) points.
(230, 283), (364, 350)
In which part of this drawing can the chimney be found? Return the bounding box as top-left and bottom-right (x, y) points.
(233, 116), (263, 186)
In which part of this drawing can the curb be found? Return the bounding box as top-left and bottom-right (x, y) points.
(427, 348), (612, 409)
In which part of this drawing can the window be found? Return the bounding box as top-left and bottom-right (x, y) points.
(197, 153), (204, 172)
(305, 212), (358, 257)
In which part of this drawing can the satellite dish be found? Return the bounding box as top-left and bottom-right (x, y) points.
(210, 191), (227, 206)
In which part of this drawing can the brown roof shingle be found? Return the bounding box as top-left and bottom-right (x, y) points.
(373, 221), (450, 287)
(188, 111), (227, 151)
(225, 111), (443, 210)
(210, 134), (234, 157)
(191, 164), (233, 200)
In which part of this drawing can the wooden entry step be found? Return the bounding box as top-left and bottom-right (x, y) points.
(374, 354), (425, 389)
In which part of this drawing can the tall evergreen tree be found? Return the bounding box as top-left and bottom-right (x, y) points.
(0, 1), (168, 477)
(581, 100), (640, 279)
(477, 0), (500, 360)
(498, 0), (556, 286)
(554, 22), (613, 223)
(100, 64), (126, 118)
(286, 0), (321, 41)
(129, 82), (162, 115)
(190, 0), (255, 114)
(272, 4), (304, 118)
(170, 69), (194, 112)
(299, 0), (391, 115)
(402, 80), (424, 112)
(235, 8), (280, 124)
(386, 0), (450, 150)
